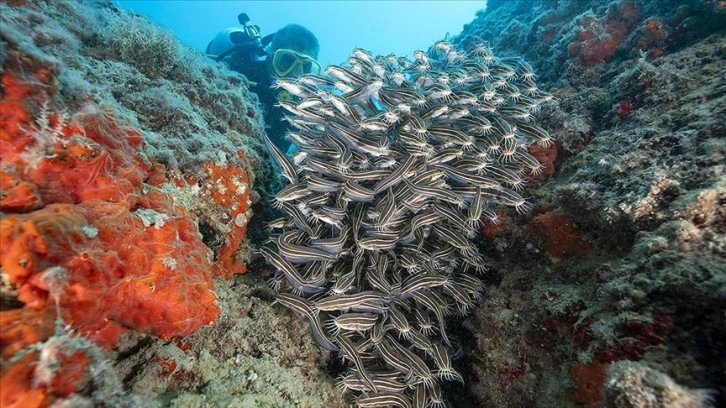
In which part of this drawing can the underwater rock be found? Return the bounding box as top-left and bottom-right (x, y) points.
(603, 361), (713, 408)
(450, 1), (725, 407)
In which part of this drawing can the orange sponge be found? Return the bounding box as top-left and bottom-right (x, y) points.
(204, 154), (252, 278)
(0, 57), (219, 347)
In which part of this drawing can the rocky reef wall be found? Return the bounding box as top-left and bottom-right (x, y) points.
(450, 0), (725, 406)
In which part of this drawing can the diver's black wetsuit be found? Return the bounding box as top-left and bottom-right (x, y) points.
(229, 59), (290, 153)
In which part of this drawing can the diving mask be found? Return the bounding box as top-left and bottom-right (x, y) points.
(272, 48), (322, 77)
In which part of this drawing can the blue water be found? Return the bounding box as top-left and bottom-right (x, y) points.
(118, 0), (487, 68)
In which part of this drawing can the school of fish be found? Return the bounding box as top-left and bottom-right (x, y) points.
(262, 40), (555, 407)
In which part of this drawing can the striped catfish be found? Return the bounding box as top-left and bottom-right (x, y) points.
(330, 268), (356, 295)
(443, 280), (476, 315)
(516, 120), (554, 146)
(314, 291), (388, 313)
(413, 385), (428, 408)
(305, 173), (341, 193)
(337, 373), (408, 394)
(273, 182), (312, 207)
(303, 155), (343, 178)
(433, 225), (476, 256)
(385, 304), (413, 340)
(274, 293), (337, 352)
(366, 262), (398, 298)
(326, 313), (379, 336)
(431, 163), (501, 189)
(343, 179), (377, 203)
(407, 328), (434, 355)
(411, 291), (451, 346)
(427, 148), (465, 166)
(400, 274), (448, 297)
(309, 209), (344, 230)
(357, 234), (398, 252)
(262, 40), (555, 406)
(262, 133), (298, 184)
(277, 230), (340, 264)
(356, 393), (412, 408)
(383, 335), (435, 387)
(414, 308), (436, 337)
(430, 342), (464, 384)
(327, 121), (391, 157)
(467, 187), (485, 228)
(260, 247), (326, 295)
(513, 149), (546, 175)
(427, 126), (475, 150)
(403, 178), (465, 208)
(336, 334), (378, 393)
(433, 202), (471, 233)
(325, 64), (368, 87)
(310, 226), (349, 255)
(375, 336), (414, 376)
(481, 165), (525, 190)
(320, 205), (348, 221)
(494, 187), (531, 213)
(373, 154), (419, 194)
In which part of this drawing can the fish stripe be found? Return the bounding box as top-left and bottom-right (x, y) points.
(263, 133), (298, 184)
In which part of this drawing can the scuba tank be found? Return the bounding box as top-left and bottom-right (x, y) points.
(206, 13), (273, 65)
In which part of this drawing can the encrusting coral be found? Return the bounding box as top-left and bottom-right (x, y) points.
(263, 40), (554, 406)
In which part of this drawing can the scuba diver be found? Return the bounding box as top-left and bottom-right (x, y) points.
(206, 13), (321, 153)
